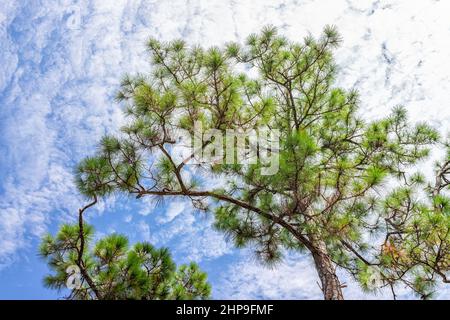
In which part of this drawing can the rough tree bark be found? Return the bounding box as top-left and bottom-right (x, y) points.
(309, 237), (344, 300)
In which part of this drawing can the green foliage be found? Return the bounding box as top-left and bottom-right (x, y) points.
(40, 224), (211, 300)
(68, 26), (449, 299)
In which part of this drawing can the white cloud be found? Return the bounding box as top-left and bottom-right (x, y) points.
(157, 201), (187, 224)
(136, 220), (151, 242)
(177, 225), (233, 262)
(215, 252), (323, 299)
(147, 206), (233, 262)
(0, 208), (25, 263)
(138, 196), (156, 216)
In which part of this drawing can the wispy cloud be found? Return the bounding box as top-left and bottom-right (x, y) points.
(215, 252), (323, 300)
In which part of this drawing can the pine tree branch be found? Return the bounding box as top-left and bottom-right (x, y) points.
(134, 188), (313, 250)
(341, 240), (378, 266)
(77, 196), (102, 299)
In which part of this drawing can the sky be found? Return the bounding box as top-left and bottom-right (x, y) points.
(0, 0), (449, 300)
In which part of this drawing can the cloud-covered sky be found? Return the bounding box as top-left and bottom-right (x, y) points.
(0, 0), (449, 299)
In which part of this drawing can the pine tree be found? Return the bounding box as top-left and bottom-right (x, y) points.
(69, 26), (449, 299)
(40, 221), (211, 300)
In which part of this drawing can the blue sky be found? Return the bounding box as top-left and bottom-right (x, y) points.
(1, 0), (450, 300)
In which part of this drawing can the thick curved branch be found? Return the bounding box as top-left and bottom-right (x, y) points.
(134, 188), (313, 251)
(77, 196), (101, 299)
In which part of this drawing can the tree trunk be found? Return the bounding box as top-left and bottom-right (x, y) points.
(309, 237), (344, 300)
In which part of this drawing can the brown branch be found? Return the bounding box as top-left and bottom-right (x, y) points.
(77, 196), (101, 299)
(158, 144), (187, 193)
(341, 240), (378, 266)
(134, 188), (313, 251)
